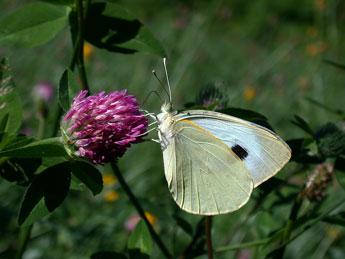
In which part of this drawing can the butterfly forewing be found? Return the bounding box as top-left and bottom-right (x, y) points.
(162, 119), (253, 215)
(178, 110), (291, 187)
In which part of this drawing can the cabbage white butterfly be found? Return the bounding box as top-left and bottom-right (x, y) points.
(152, 58), (291, 215)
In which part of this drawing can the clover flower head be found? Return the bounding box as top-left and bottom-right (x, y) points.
(196, 82), (228, 110)
(61, 90), (148, 164)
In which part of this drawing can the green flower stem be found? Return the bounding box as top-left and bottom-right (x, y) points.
(76, 0), (89, 92)
(50, 11), (80, 138)
(37, 116), (45, 139)
(180, 218), (205, 258)
(15, 225), (33, 259)
(205, 216), (213, 259)
(215, 239), (269, 253)
(111, 163), (172, 258)
(276, 191), (304, 258)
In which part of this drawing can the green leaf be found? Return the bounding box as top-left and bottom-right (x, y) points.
(35, 156), (68, 175)
(18, 162), (71, 226)
(128, 220), (152, 258)
(322, 215), (345, 226)
(40, 0), (74, 6)
(59, 69), (80, 111)
(291, 114), (314, 136)
(0, 157), (41, 186)
(0, 58), (22, 134)
(20, 199), (49, 227)
(305, 97), (344, 117)
(85, 2), (166, 57)
(286, 138), (323, 164)
(315, 122), (345, 158)
(70, 160), (103, 195)
(3, 134), (35, 151)
(0, 137), (67, 158)
(323, 59), (345, 71)
(70, 175), (86, 191)
(335, 157), (345, 190)
(0, 3), (69, 48)
(91, 251), (128, 259)
(0, 132), (9, 151)
(0, 113), (9, 132)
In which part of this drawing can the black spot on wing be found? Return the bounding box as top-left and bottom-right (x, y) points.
(231, 144), (248, 160)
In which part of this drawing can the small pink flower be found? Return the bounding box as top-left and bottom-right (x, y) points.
(61, 90), (148, 164)
(125, 214), (141, 232)
(34, 82), (54, 102)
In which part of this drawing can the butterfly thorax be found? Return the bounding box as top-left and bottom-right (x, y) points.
(157, 103), (178, 149)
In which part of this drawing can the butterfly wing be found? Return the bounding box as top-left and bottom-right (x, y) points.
(176, 110), (291, 188)
(162, 119), (253, 215)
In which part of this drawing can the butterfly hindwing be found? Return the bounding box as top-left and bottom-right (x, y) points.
(178, 110), (291, 187)
(162, 119), (254, 215)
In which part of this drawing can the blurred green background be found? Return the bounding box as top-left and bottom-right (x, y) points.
(1, 0), (345, 258)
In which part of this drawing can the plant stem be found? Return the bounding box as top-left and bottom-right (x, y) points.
(275, 191), (304, 258)
(76, 0), (89, 92)
(205, 216), (213, 259)
(15, 225), (33, 259)
(111, 163), (172, 258)
(180, 217), (205, 258)
(50, 9), (81, 138)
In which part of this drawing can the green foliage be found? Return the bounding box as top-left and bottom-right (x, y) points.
(0, 137), (67, 158)
(0, 157), (41, 186)
(291, 115), (314, 136)
(0, 58), (22, 134)
(70, 160), (103, 195)
(315, 123), (345, 158)
(128, 220), (152, 258)
(0, 2), (69, 47)
(59, 68), (80, 112)
(40, 0), (74, 6)
(85, 2), (166, 57)
(91, 251), (128, 259)
(18, 162), (71, 226)
(335, 157), (345, 190)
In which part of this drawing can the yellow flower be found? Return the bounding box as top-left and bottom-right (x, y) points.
(307, 27), (319, 38)
(104, 190), (119, 202)
(318, 41), (328, 52)
(244, 87), (256, 101)
(297, 77), (309, 90)
(306, 44), (319, 56)
(315, 0), (326, 12)
(145, 212), (158, 226)
(326, 226), (341, 241)
(306, 41), (328, 57)
(103, 174), (116, 186)
(83, 42), (94, 58)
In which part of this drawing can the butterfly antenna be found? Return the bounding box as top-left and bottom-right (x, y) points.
(152, 70), (170, 101)
(140, 90), (163, 108)
(163, 57), (172, 104)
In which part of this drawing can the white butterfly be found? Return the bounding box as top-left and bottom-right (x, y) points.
(151, 58), (291, 215)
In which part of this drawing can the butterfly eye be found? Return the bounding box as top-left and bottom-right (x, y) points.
(161, 102), (174, 113)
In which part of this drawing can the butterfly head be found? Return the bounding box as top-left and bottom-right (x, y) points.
(161, 101), (176, 115)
